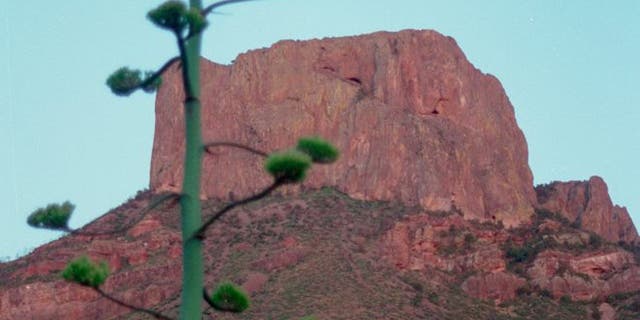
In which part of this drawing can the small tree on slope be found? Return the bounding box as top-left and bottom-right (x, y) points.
(26, 1), (338, 319)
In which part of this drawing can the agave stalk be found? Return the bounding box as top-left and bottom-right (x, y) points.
(179, 1), (205, 318)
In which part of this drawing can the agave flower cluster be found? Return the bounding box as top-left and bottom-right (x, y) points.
(265, 137), (339, 183)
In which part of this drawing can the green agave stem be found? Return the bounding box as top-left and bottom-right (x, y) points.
(179, 1), (204, 319)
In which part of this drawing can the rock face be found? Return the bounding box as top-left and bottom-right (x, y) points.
(598, 303), (616, 320)
(536, 176), (639, 243)
(150, 29), (536, 226)
(461, 272), (526, 303)
(527, 249), (640, 301)
(383, 213), (508, 273)
(381, 206), (640, 303)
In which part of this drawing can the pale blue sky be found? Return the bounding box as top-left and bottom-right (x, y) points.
(1, 1), (638, 259)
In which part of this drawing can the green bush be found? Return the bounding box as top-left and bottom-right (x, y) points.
(516, 284), (533, 296)
(588, 233), (603, 248)
(559, 295), (572, 304)
(534, 208), (571, 226)
(427, 291), (440, 304)
(62, 256), (109, 288)
(539, 289), (553, 298)
(463, 233), (477, 249)
(208, 282), (249, 313)
(506, 245), (534, 263)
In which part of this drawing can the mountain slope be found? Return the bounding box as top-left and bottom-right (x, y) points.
(1, 188), (639, 319)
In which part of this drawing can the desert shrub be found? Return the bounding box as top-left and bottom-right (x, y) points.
(605, 291), (639, 303)
(534, 208), (571, 226)
(427, 291), (440, 304)
(506, 244), (535, 264)
(411, 292), (423, 306)
(539, 289), (553, 298)
(623, 299), (640, 312)
(463, 233), (477, 248)
(535, 183), (557, 204)
(428, 210), (455, 218)
(619, 242), (640, 264)
(515, 283), (535, 297)
(592, 304), (602, 320)
(588, 233), (603, 248)
(570, 218), (582, 229)
(208, 282), (249, 313)
(437, 244), (458, 256)
(62, 256), (109, 288)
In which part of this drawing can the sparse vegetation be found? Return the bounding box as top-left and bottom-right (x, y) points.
(61, 256), (109, 288)
(588, 233), (603, 248)
(206, 282), (250, 312)
(464, 233), (477, 248)
(506, 243), (537, 264)
(533, 208), (571, 226)
(559, 295), (572, 305)
(535, 183), (557, 204)
(8, 185), (623, 319)
(505, 208), (614, 276)
(619, 241), (640, 264)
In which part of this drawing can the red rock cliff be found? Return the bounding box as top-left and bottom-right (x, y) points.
(536, 176), (639, 244)
(150, 29), (536, 226)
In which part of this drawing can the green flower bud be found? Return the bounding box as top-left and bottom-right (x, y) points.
(147, 1), (188, 33)
(265, 150), (312, 183)
(296, 137), (339, 164)
(208, 283), (249, 313)
(185, 8), (207, 35)
(62, 256), (109, 288)
(106, 67), (142, 96)
(27, 201), (74, 230)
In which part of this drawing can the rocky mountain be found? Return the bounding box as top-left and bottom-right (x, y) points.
(151, 29), (535, 227)
(1, 30), (639, 320)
